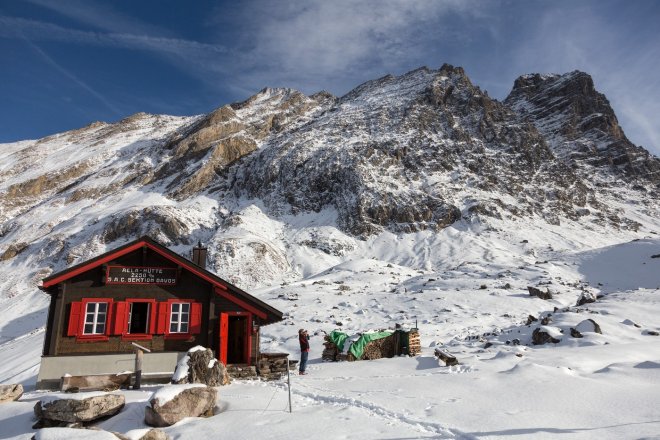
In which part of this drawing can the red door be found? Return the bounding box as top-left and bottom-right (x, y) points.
(218, 312), (253, 365)
(219, 313), (229, 365)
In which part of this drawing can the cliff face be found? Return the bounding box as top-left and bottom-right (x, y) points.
(505, 71), (660, 185)
(0, 65), (658, 293)
(228, 65), (596, 235)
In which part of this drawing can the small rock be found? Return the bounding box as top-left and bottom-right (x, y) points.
(527, 286), (553, 300)
(139, 428), (170, 440)
(570, 328), (583, 338)
(541, 315), (552, 325)
(575, 319), (602, 334)
(532, 327), (562, 345)
(576, 292), (596, 306)
(525, 315), (538, 325)
(645, 330), (659, 336)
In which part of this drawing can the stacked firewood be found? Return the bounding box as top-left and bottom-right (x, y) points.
(257, 353), (298, 380)
(361, 334), (396, 360)
(323, 329), (422, 362)
(408, 330), (421, 356)
(322, 336), (340, 361)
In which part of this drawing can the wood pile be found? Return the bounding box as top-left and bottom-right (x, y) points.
(408, 330), (421, 356)
(257, 352), (297, 380)
(324, 329), (422, 362)
(359, 334), (396, 361)
(322, 337), (340, 361)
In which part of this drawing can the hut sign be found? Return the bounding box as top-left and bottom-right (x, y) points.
(106, 266), (178, 285)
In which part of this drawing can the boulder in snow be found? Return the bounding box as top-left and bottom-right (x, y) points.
(527, 286), (553, 300)
(576, 292), (597, 306)
(33, 392), (125, 427)
(575, 319), (602, 334)
(0, 383), (23, 403)
(172, 346), (230, 386)
(532, 326), (562, 345)
(144, 384), (217, 427)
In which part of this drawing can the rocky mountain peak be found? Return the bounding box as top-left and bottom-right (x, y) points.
(505, 71), (659, 186)
(506, 71), (625, 142)
(1, 64), (658, 292)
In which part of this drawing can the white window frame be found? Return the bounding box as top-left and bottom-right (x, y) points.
(169, 302), (190, 334)
(83, 302), (108, 335)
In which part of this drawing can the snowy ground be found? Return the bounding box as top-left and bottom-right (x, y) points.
(0, 223), (659, 439)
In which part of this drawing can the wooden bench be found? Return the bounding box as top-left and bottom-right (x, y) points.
(60, 372), (132, 392)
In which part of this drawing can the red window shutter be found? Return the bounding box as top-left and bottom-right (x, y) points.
(113, 302), (128, 335)
(149, 301), (158, 334)
(156, 302), (169, 334)
(190, 303), (202, 334)
(67, 302), (83, 336)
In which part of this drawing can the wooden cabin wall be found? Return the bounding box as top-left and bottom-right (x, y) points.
(50, 246), (262, 363)
(53, 247), (212, 355)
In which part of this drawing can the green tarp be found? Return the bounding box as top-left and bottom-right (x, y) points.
(328, 330), (349, 353)
(328, 330), (393, 360)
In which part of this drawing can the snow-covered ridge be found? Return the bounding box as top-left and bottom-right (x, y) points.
(0, 63), (657, 306)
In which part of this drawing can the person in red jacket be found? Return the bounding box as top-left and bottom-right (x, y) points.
(298, 329), (310, 375)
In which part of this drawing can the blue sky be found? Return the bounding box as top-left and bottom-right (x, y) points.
(1, 0), (659, 155)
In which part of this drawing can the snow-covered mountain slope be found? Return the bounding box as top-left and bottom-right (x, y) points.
(0, 63), (659, 439)
(1, 65), (657, 298)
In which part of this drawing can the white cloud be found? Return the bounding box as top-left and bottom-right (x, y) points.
(508, 3), (660, 156)
(224, 0), (481, 94)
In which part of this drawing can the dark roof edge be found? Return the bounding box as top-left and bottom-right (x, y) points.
(42, 235), (283, 322)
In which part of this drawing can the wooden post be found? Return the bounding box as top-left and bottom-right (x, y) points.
(134, 349), (143, 389)
(287, 358), (292, 413)
(131, 342), (151, 390)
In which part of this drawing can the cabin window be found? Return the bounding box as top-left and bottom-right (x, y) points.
(83, 302), (108, 335)
(112, 299), (156, 339)
(68, 298), (113, 340)
(169, 302), (190, 333)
